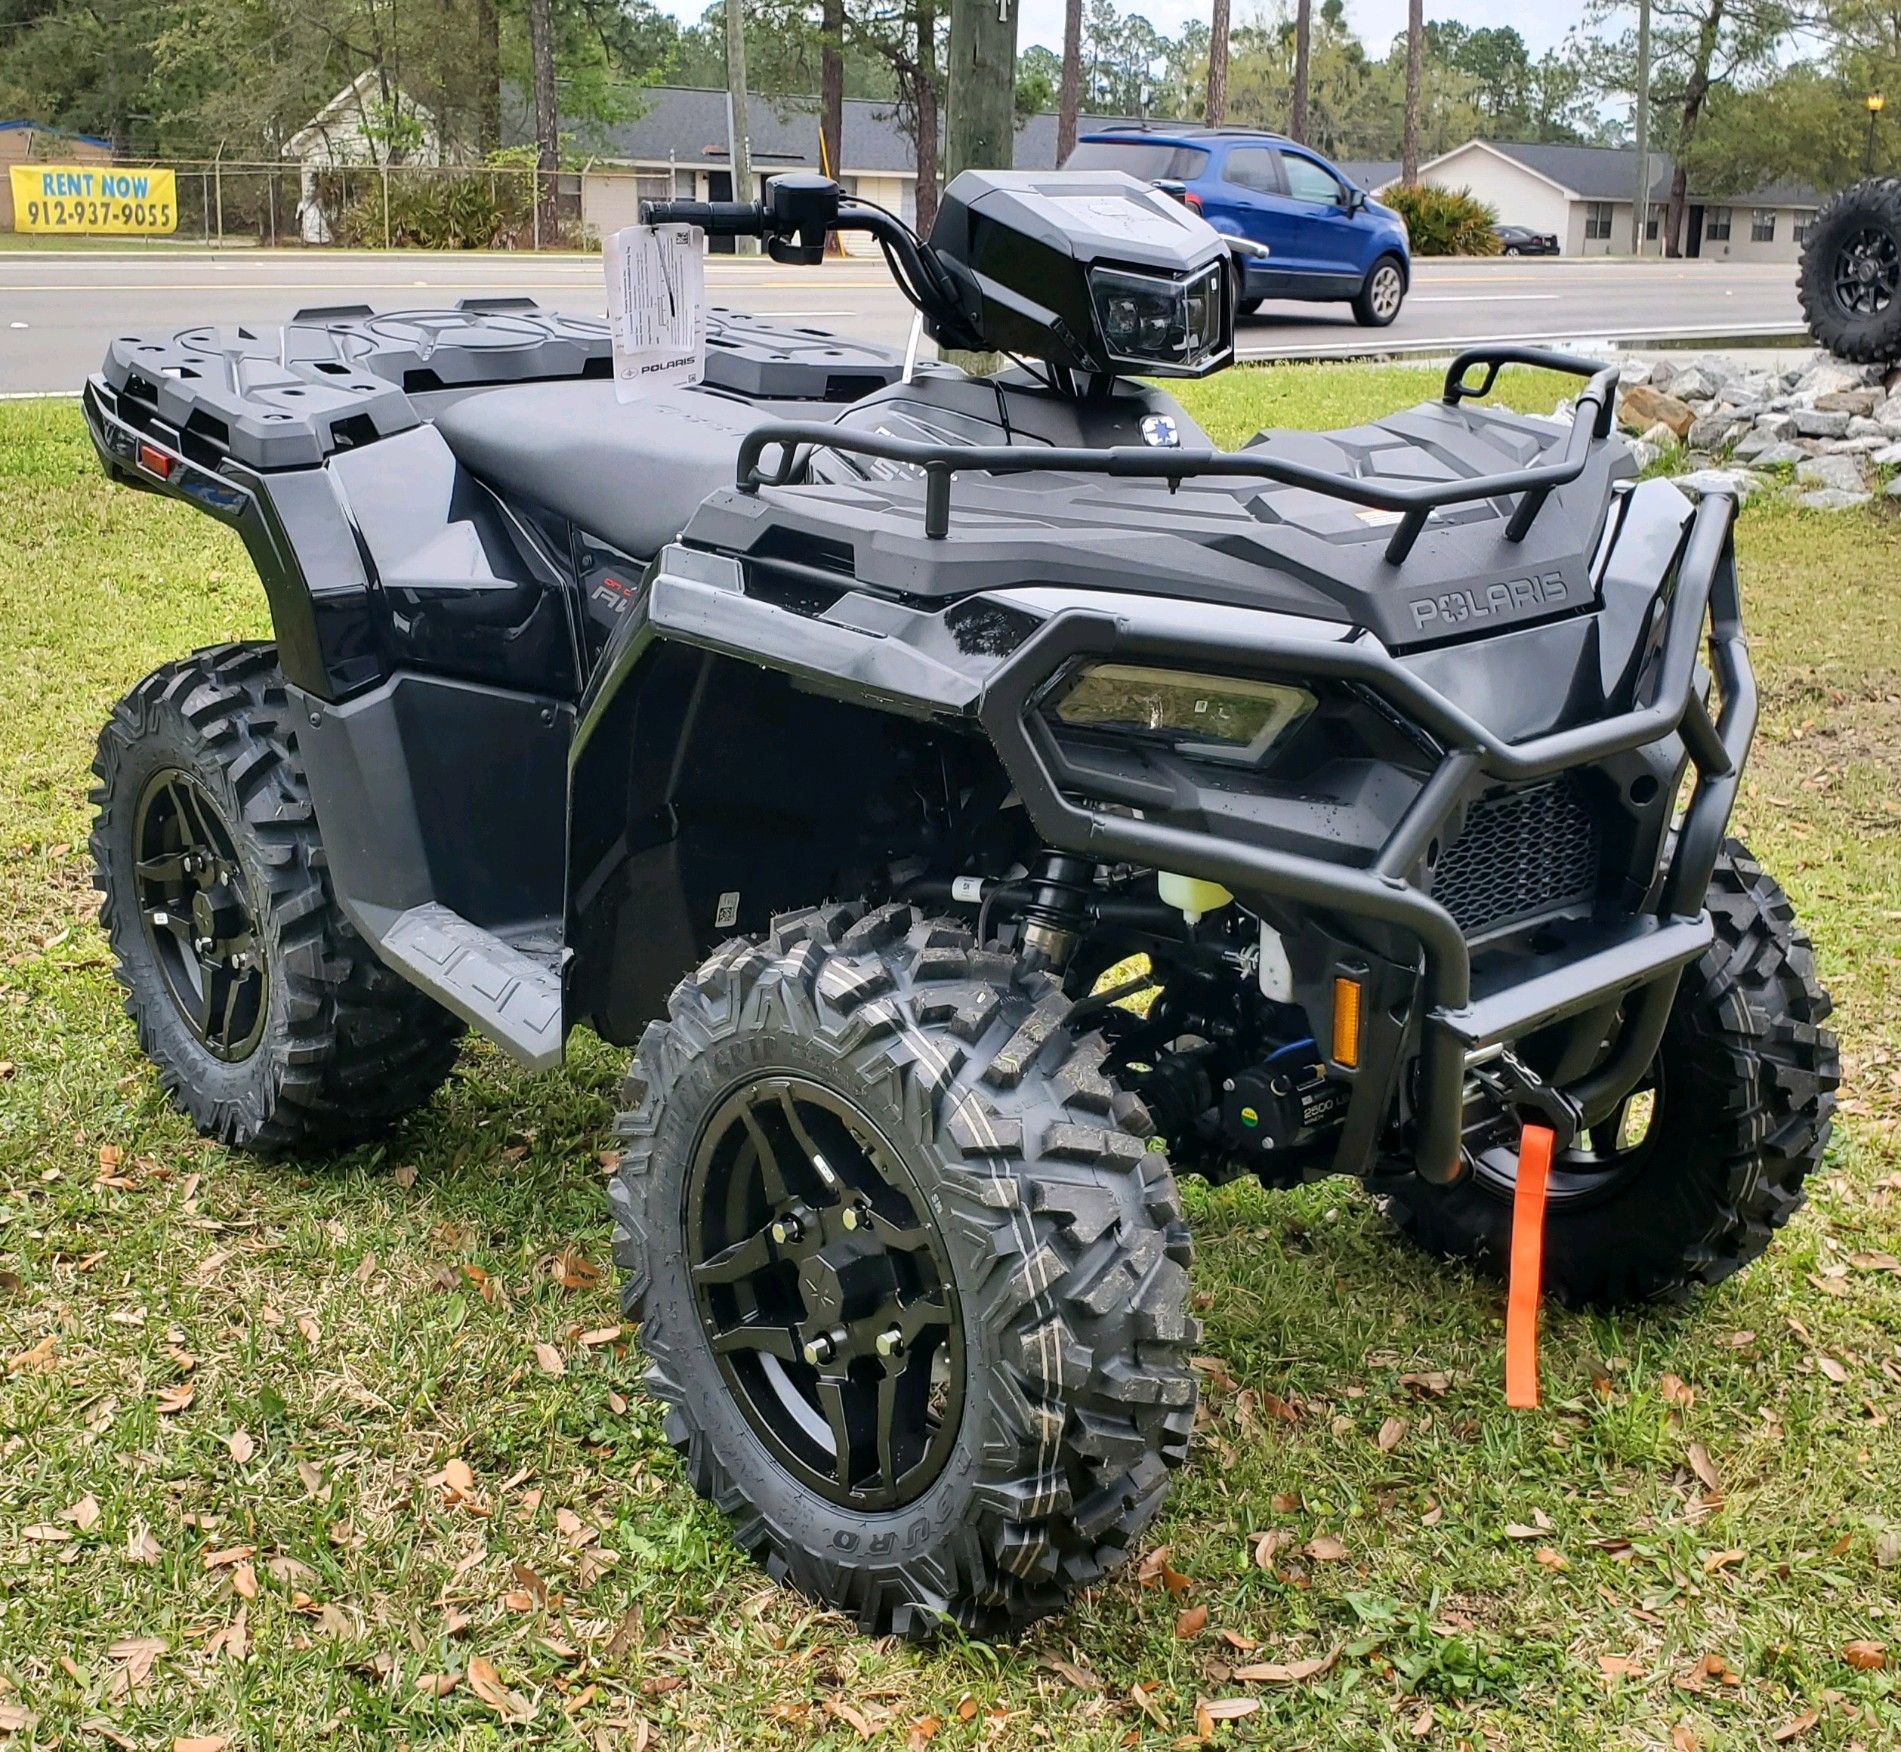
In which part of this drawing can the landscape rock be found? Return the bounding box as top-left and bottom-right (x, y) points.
(1792, 408), (1854, 439)
(1794, 360), (1872, 398)
(1621, 383), (1697, 438)
(1676, 466), (1766, 500)
(1848, 415), (1886, 439)
(1872, 442), (1901, 467)
(1797, 487), (1872, 511)
(1639, 421), (1679, 451)
(1753, 441), (1811, 468)
(1796, 453), (1867, 493)
(1689, 413), (1750, 451)
(1816, 387), (1882, 416)
(1667, 365), (1718, 402)
(1888, 474), (1901, 496)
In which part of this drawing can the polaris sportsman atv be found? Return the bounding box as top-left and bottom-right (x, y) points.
(83, 170), (1835, 1638)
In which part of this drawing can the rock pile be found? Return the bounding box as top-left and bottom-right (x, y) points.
(1611, 353), (1901, 509)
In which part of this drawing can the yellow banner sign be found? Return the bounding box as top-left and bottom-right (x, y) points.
(9, 164), (177, 234)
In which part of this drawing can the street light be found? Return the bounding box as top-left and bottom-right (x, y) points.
(1867, 92), (1886, 176)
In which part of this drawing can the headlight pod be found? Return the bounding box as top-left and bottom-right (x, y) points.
(1050, 663), (1315, 766)
(1087, 261), (1225, 376)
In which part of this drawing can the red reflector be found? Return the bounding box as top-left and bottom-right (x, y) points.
(1183, 191), (1203, 210)
(136, 441), (172, 479)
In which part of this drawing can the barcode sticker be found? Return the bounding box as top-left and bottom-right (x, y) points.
(604, 223), (706, 402)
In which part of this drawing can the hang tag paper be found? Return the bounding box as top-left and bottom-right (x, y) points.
(605, 222), (706, 401)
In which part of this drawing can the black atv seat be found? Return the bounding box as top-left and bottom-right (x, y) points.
(434, 379), (781, 559)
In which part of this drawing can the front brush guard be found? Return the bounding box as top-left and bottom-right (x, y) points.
(978, 488), (1752, 1185)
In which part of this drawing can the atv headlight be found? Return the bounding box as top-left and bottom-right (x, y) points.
(1088, 261), (1225, 375)
(1051, 664), (1314, 765)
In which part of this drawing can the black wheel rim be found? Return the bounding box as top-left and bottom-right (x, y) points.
(1464, 1069), (1664, 1210)
(132, 768), (268, 1062)
(1833, 225), (1899, 317)
(685, 1075), (966, 1511)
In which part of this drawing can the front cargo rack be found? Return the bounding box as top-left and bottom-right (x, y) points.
(735, 346), (1620, 564)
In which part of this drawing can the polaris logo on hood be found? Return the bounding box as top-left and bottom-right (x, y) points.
(1407, 570), (1570, 633)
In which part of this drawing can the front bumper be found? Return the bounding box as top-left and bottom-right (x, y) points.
(979, 487), (1751, 1183)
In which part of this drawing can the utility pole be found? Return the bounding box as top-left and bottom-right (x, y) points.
(945, 0), (1019, 184)
(725, 0), (757, 254)
(945, 0), (1019, 372)
(528, 0), (559, 245)
(1206, 0), (1230, 126)
(1291, 0), (1312, 143)
(1631, 0), (1652, 254)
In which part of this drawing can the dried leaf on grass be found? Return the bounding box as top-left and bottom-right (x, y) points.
(467, 1655), (533, 1722)
(1843, 1640), (1887, 1670)
(1233, 1645), (1340, 1684)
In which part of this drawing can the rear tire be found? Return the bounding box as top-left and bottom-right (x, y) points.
(91, 644), (464, 1153)
(1378, 843), (1837, 1307)
(1798, 177), (1901, 363)
(1353, 254), (1407, 327)
(612, 903), (1197, 1638)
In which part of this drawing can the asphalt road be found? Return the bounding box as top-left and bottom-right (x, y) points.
(0, 246), (1806, 394)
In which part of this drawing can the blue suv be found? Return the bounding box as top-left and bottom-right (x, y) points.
(1064, 128), (1411, 327)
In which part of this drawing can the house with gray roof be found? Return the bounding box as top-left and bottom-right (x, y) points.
(555, 85), (1150, 240)
(1406, 138), (1825, 261)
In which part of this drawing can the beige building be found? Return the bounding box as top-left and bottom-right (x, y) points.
(0, 121), (114, 230)
(1406, 139), (1823, 262)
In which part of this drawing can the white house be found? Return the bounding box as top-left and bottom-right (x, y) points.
(284, 71), (442, 243)
(1407, 139), (1822, 262)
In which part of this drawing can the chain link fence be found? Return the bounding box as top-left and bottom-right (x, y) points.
(11, 159), (682, 250)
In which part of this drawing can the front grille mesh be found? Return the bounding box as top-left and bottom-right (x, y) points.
(1431, 778), (1600, 937)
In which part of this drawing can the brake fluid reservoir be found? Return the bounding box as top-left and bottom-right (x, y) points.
(1158, 872), (1233, 926)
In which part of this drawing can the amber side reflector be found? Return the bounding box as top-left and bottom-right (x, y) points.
(136, 441), (173, 480)
(1331, 974), (1362, 1069)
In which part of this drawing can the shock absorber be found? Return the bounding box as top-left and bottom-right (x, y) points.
(1017, 851), (1095, 970)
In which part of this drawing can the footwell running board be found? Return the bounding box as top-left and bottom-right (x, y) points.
(379, 904), (565, 1071)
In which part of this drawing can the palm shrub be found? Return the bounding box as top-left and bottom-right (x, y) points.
(1382, 184), (1501, 256)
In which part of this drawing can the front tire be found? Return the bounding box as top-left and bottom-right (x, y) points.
(1379, 843), (1837, 1307)
(612, 903), (1197, 1638)
(91, 644), (464, 1152)
(1798, 177), (1901, 363)
(1353, 253), (1407, 327)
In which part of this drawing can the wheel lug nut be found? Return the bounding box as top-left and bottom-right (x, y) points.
(874, 1326), (904, 1359)
(770, 1214), (803, 1246)
(802, 1328), (844, 1367)
(840, 1201), (870, 1232)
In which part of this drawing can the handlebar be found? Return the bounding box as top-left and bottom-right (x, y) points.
(640, 199), (767, 238)
(639, 174), (977, 347)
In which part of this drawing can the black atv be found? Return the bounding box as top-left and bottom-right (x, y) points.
(1799, 175), (1901, 362)
(83, 170), (1836, 1638)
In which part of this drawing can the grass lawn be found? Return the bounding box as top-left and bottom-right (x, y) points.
(2, 363), (1899, 1750)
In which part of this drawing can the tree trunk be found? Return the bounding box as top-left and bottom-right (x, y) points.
(821, 0), (845, 179)
(1291, 0), (1312, 143)
(1206, 0), (1230, 125)
(914, 0), (941, 237)
(529, 0), (559, 241)
(1057, 0), (1083, 164)
(1401, 0), (1422, 182)
(474, 0), (502, 157)
(1663, 0), (1723, 258)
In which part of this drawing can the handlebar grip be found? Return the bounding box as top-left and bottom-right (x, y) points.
(639, 199), (766, 237)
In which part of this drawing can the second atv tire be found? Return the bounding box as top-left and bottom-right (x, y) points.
(612, 903), (1197, 1638)
(91, 643), (464, 1153)
(1380, 842), (1837, 1308)
(1798, 176), (1901, 363)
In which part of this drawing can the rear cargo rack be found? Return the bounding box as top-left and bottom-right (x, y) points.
(735, 346), (1619, 564)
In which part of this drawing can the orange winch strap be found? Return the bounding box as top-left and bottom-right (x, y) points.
(1504, 1122), (1556, 1410)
